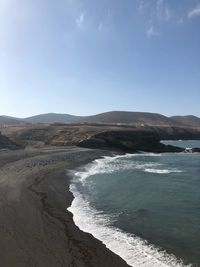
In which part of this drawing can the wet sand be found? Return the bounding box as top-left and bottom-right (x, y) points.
(0, 146), (130, 267)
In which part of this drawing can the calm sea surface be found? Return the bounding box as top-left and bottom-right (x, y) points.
(68, 141), (200, 267)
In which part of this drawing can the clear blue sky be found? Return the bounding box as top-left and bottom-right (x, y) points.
(1, 0), (200, 118)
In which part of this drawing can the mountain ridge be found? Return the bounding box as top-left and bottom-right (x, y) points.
(79, 111), (184, 126)
(0, 115), (25, 125)
(23, 113), (82, 124)
(0, 112), (200, 127)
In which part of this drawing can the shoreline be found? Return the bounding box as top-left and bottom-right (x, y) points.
(0, 146), (130, 267)
(68, 153), (190, 267)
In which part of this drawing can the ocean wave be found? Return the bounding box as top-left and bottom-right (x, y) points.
(144, 168), (183, 174)
(68, 183), (189, 267)
(68, 154), (188, 267)
(74, 153), (181, 183)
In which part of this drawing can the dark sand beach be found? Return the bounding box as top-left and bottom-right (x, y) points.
(0, 146), (130, 267)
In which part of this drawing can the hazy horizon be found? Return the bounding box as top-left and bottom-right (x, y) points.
(1, 0), (200, 117)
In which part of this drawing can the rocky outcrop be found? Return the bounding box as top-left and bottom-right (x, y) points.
(150, 126), (200, 140)
(5, 124), (200, 153)
(0, 132), (22, 150)
(191, 147), (200, 153)
(78, 130), (184, 153)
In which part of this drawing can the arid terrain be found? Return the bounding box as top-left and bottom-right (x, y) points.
(0, 121), (200, 267)
(1, 123), (200, 152)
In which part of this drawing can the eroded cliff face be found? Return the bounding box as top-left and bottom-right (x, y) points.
(3, 124), (200, 153)
(0, 132), (22, 150)
(78, 130), (184, 153)
(150, 126), (200, 140)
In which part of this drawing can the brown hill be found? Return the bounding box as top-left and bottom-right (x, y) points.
(170, 115), (200, 127)
(1, 112), (199, 127)
(24, 113), (81, 124)
(80, 111), (185, 126)
(0, 116), (25, 125)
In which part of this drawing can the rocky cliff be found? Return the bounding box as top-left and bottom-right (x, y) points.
(78, 130), (184, 153)
(0, 132), (22, 150)
(3, 124), (200, 153)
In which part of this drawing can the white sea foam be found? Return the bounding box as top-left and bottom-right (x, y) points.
(74, 153), (181, 182)
(144, 168), (183, 174)
(68, 154), (189, 267)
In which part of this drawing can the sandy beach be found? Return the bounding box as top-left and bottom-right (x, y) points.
(0, 146), (130, 267)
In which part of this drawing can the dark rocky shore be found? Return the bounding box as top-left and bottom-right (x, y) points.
(78, 130), (184, 153)
(0, 147), (131, 267)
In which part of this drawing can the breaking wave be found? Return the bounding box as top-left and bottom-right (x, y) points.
(68, 153), (188, 267)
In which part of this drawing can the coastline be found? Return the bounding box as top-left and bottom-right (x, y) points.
(68, 153), (191, 267)
(0, 146), (130, 267)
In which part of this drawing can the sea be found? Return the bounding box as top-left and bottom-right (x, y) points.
(68, 140), (200, 267)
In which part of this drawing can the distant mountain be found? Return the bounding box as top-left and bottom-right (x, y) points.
(24, 113), (82, 124)
(0, 116), (24, 125)
(80, 111), (185, 126)
(170, 115), (200, 127)
(1, 112), (199, 127)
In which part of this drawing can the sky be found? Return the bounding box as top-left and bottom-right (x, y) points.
(0, 0), (200, 118)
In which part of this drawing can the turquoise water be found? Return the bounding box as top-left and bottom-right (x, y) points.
(68, 141), (200, 267)
(162, 140), (200, 149)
